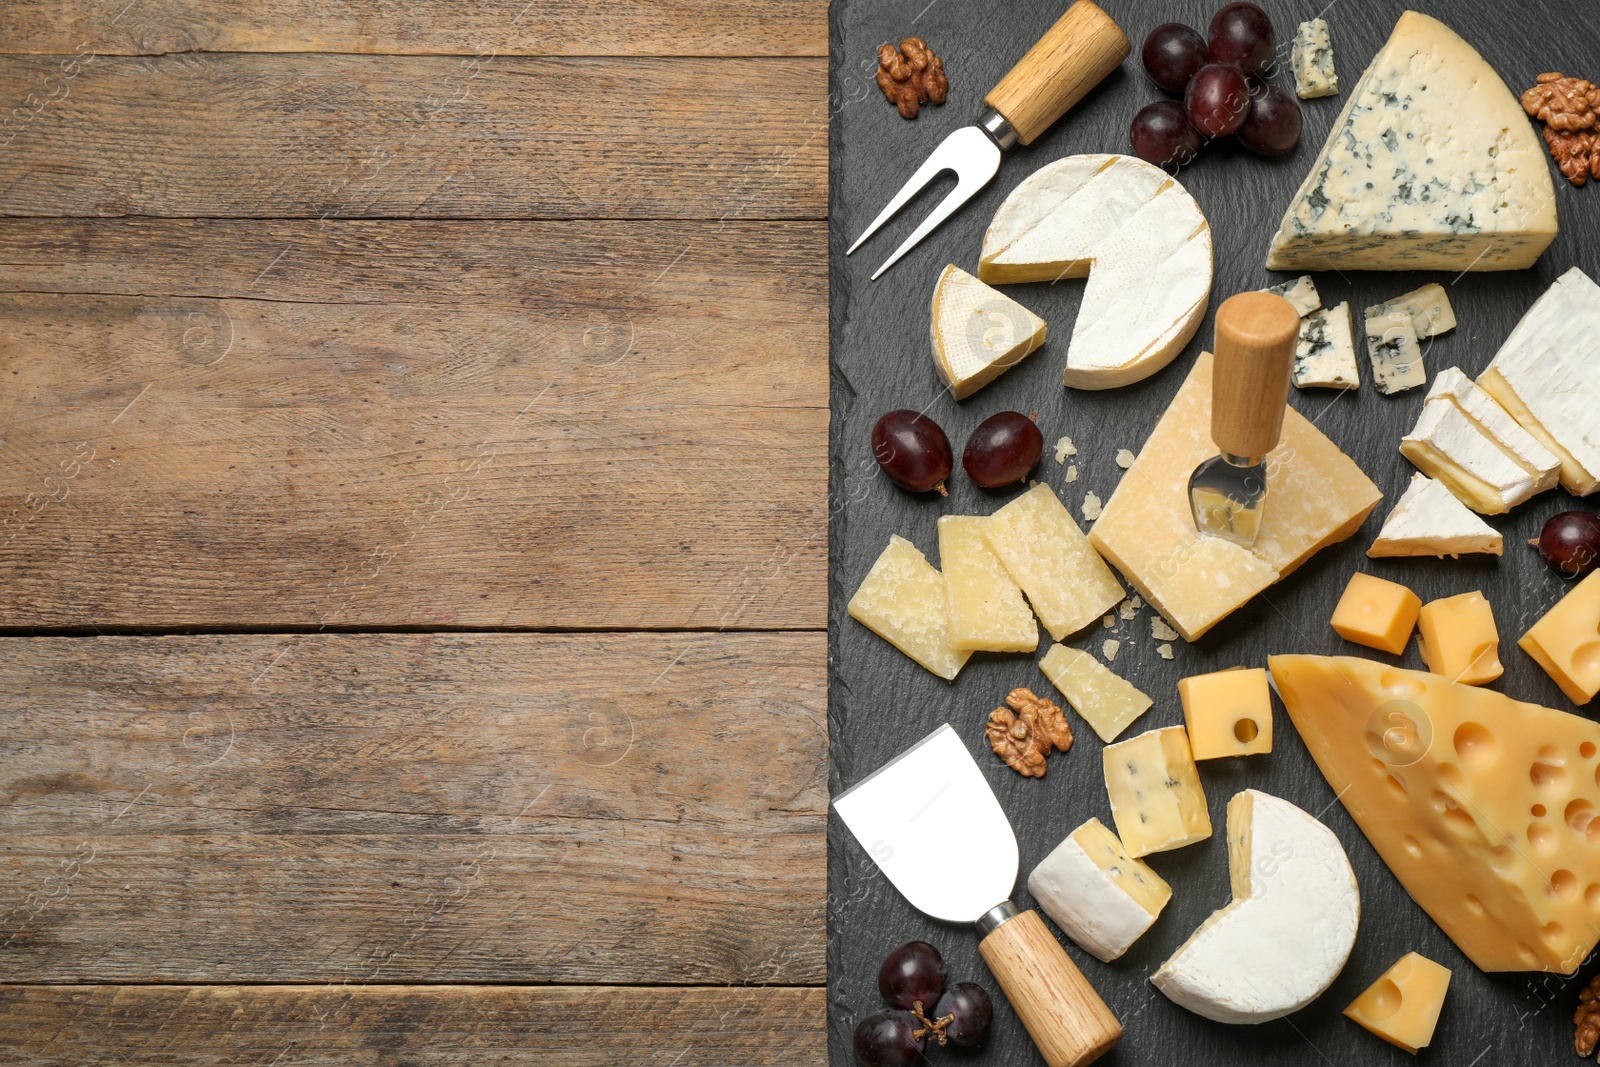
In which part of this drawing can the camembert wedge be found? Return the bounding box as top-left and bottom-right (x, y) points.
(1400, 396), (1539, 514)
(929, 265), (1047, 400)
(1368, 473), (1502, 558)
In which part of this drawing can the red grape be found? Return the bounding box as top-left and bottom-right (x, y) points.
(933, 982), (993, 1046)
(1235, 83), (1302, 156)
(1141, 23), (1209, 92)
(871, 410), (951, 495)
(1532, 512), (1600, 577)
(1130, 100), (1203, 168)
(852, 1010), (923, 1067)
(1208, 2), (1275, 77)
(877, 940), (946, 1010)
(1185, 63), (1252, 138)
(963, 411), (1043, 488)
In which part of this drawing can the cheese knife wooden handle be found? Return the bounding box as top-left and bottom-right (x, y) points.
(1210, 291), (1301, 461)
(983, 1), (1131, 146)
(978, 908), (1121, 1067)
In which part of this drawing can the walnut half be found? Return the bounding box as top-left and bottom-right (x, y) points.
(986, 688), (1073, 777)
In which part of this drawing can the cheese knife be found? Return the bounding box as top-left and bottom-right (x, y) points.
(1187, 291), (1302, 547)
(847, 1), (1130, 281)
(833, 724), (1121, 1067)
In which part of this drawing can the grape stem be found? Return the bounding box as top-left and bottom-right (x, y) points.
(909, 1001), (954, 1046)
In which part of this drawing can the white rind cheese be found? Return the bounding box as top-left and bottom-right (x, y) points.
(1400, 397), (1538, 513)
(979, 154), (1212, 390)
(929, 265), (1048, 400)
(1266, 11), (1558, 272)
(1426, 367), (1559, 495)
(1293, 302), (1358, 389)
(1369, 473), (1502, 558)
(1291, 19), (1338, 99)
(1152, 790), (1360, 1024)
(1028, 818), (1172, 963)
(1365, 309), (1425, 394)
(1265, 275), (1321, 317)
(1478, 267), (1600, 495)
(1369, 283), (1457, 340)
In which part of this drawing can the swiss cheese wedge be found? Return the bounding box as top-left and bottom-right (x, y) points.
(1270, 655), (1600, 973)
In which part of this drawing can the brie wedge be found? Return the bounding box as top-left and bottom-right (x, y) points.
(1401, 396), (1539, 514)
(1425, 367), (1559, 495)
(1152, 790), (1359, 1024)
(979, 154), (1212, 390)
(1478, 267), (1600, 495)
(1266, 11), (1558, 272)
(1292, 302), (1358, 389)
(1264, 275), (1321, 317)
(1369, 473), (1502, 558)
(1369, 283), (1456, 340)
(1365, 309), (1425, 395)
(929, 265), (1048, 400)
(1028, 817), (1171, 963)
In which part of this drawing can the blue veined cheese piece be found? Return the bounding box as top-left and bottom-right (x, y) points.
(1365, 309), (1425, 395)
(1293, 302), (1358, 390)
(1291, 19), (1338, 99)
(1265, 275), (1321, 317)
(1368, 283), (1457, 339)
(1267, 11), (1557, 272)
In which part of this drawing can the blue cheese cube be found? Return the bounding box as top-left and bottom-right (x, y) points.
(1265, 275), (1321, 317)
(1291, 19), (1338, 99)
(1369, 283), (1457, 340)
(1365, 309), (1426, 394)
(1293, 302), (1358, 389)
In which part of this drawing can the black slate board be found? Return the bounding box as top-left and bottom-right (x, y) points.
(828, 2), (1600, 1063)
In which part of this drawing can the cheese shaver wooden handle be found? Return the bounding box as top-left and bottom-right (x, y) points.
(978, 907), (1121, 1067)
(1210, 291), (1301, 461)
(983, 1), (1131, 146)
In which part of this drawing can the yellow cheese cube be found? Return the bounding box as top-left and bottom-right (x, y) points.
(1103, 726), (1212, 857)
(938, 516), (1038, 652)
(847, 535), (970, 680)
(1330, 572), (1422, 655)
(1039, 643), (1152, 743)
(1520, 569), (1600, 705)
(1178, 668), (1273, 759)
(1416, 591), (1501, 685)
(982, 483), (1123, 640)
(1344, 952), (1452, 1054)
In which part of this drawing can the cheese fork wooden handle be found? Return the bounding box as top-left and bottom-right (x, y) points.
(1210, 291), (1301, 461)
(979, 908), (1121, 1067)
(983, 1), (1130, 146)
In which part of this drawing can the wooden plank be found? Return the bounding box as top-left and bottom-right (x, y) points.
(0, 985), (828, 1066)
(0, 220), (827, 630)
(0, 0), (828, 57)
(0, 633), (826, 983)
(0, 54), (827, 219)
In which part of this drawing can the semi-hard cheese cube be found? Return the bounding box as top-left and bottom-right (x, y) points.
(1027, 817), (1172, 963)
(937, 516), (1037, 653)
(1290, 18), (1337, 99)
(1103, 726), (1212, 857)
(1365, 309), (1425, 395)
(1401, 398), (1539, 514)
(847, 535), (970, 680)
(1039, 643), (1152, 743)
(1368, 473), (1502, 559)
(1178, 668), (1273, 759)
(1270, 655), (1600, 972)
(1520, 569), (1600, 704)
(983, 483), (1123, 640)
(1416, 591), (1501, 685)
(1292, 302), (1359, 390)
(929, 265), (1048, 400)
(1330, 572), (1421, 655)
(1089, 352), (1381, 641)
(1344, 952), (1451, 1054)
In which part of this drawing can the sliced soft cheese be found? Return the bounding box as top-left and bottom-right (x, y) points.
(1369, 283), (1456, 340)
(847, 535), (970, 680)
(1369, 473), (1502, 558)
(1292, 301), (1358, 389)
(1028, 818), (1172, 963)
(982, 483), (1123, 640)
(1266, 11), (1558, 272)
(1152, 790), (1359, 1023)
(1089, 352), (1381, 641)
(1264, 275), (1321, 317)
(979, 154), (1212, 389)
(1400, 397), (1537, 514)
(937, 516), (1038, 652)
(1038, 643), (1151, 743)
(1365, 309), (1425, 395)
(929, 265), (1047, 400)
(1426, 367), (1559, 494)
(1478, 267), (1600, 495)
(1291, 18), (1338, 99)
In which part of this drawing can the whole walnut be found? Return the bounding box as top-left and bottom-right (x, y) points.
(877, 38), (948, 120)
(1577, 973), (1600, 1057)
(1523, 72), (1600, 133)
(986, 688), (1073, 777)
(1544, 126), (1595, 187)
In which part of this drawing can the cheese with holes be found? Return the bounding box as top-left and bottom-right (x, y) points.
(847, 535), (970, 680)
(1366, 309), (1426, 395)
(1028, 817), (1172, 963)
(1417, 591), (1502, 685)
(1426, 368), (1559, 494)
(1265, 275), (1321, 316)
(1479, 268), (1600, 495)
(1520, 569), (1600, 704)
(1266, 12), (1558, 272)
(1103, 726), (1212, 857)
(978, 154), (1212, 389)
(1039, 643), (1151, 743)
(929, 265), (1048, 400)
(1370, 283), (1457, 340)
(1291, 18), (1338, 99)
(1369, 473), (1502, 558)
(1344, 952), (1452, 1053)
(1090, 352), (1382, 641)
(937, 516), (1037, 653)
(1401, 396), (1538, 514)
(1152, 790), (1359, 1023)
(1331, 572), (1421, 655)
(1270, 655), (1600, 972)
(1179, 668), (1273, 759)
(983, 483), (1123, 640)
(1293, 302), (1359, 389)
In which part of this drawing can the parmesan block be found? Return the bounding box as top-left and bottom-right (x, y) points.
(1028, 818), (1172, 963)
(1039, 643), (1152, 743)
(983, 484), (1123, 641)
(929, 265), (1048, 400)
(1103, 726), (1211, 857)
(937, 516), (1037, 653)
(847, 535), (970, 680)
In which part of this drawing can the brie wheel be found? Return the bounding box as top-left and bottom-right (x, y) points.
(1369, 473), (1502, 558)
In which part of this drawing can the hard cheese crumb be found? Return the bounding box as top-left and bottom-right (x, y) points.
(1102, 614), (1116, 628)
(1157, 643), (1174, 660)
(1115, 448), (1135, 469)
(1151, 618), (1179, 641)
(1065, 464), (1079, 483)
(1118, 598), (1138, 621)
(1082, 492), (1102, 521)
(1102, 639), (1120, 662)
(1054, 435), (1077, 463)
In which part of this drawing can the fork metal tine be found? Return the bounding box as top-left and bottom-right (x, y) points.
(846, 126), (1002, 276)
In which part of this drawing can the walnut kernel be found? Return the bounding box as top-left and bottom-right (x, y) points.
(1576, 973), (1600, 1057)
(876, 38), (948, 120)
(986, 688), (1073, 777)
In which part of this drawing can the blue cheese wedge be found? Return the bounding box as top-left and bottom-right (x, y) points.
(1291, 19), (1338, 99)
(1369, 473), (1502, 558)
(1365, 309), (1425, 394)
(1266, 11), (1558, 272)
(1368, 283), (1456, 340)
(929, 265), (1048, 400)
(1265, 275), (1321, 317)
(1293, 302), (1358, 389)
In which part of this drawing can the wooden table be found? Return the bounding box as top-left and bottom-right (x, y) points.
(0, 3), (828, 1061)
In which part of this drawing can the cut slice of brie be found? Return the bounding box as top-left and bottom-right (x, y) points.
(1369, 473), (1502, 558)
(1369, 283), (1456, 340)
(1152, 790), (1359, 1024)
(1425, 367), (1559, 495)
(929, 265), (1047, 400)
(979, 154), (1212, 390)
(1293, 302), (1358, 389)
(1028, 817), (1171, 963)
(1401, 397), (1538, 514)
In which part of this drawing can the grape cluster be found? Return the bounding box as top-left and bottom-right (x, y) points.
(1129, 3), (1303, 169)
(853, 941), (994, 1067)
(872, 410), (1042, 494)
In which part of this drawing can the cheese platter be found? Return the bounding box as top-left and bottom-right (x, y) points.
(829, 0), (1600, 1063)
